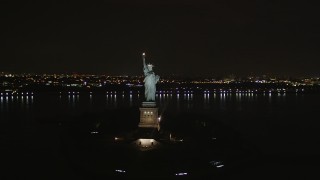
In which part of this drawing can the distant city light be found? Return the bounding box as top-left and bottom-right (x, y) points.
(0, 73), (318, 97)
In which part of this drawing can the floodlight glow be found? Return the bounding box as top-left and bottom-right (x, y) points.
(115, 169), (126, 173)
(209, 160), (224, 168)
(175, 172), (188, 176)
(137, 139), (156, 147)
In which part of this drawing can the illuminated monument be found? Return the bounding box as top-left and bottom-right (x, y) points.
(139, 52), (160, 129)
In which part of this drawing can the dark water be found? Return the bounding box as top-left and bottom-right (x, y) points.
(1, 91), (320, 179)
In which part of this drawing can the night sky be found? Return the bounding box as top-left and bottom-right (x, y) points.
(1, 0), (319, 77)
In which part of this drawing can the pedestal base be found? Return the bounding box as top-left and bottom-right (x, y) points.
(139, 102), (159, 129)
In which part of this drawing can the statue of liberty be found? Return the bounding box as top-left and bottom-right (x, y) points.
(142, 52), (160, 101)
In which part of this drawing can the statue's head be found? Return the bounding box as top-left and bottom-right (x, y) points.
(147, 64), (154, 71)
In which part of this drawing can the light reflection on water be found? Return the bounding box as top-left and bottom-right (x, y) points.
(0, 93), (34, 114)
(0, 90), (306, 114)
(0, 96), (3, 111)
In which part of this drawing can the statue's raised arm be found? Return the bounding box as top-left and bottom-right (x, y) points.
(142, 52), (147, 69)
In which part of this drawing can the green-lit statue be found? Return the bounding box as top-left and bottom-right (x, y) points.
(142, 52), (160, 101)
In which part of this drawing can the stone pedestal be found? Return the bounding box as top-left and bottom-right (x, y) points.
(139, 102), (159, 128)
